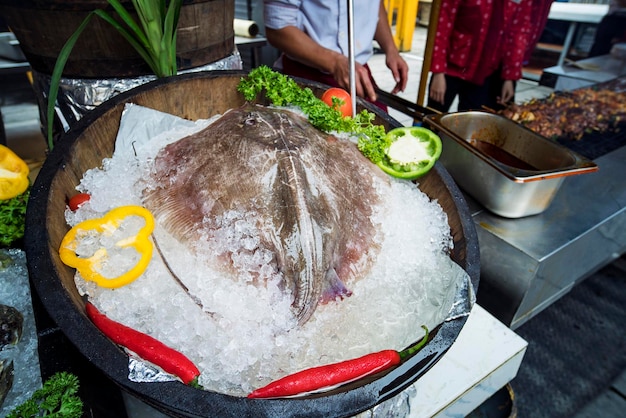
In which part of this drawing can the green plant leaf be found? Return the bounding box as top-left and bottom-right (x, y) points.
(93, 9), (160, 74)
(132, 0), (162, 61)
(168, 0), (182, 32)
(106, 0), (150, 49)
(46, 0), (183, 148)
(170, 31), (178, 74)
(46, 12), (97, 150)
(163, 0), (182, 75)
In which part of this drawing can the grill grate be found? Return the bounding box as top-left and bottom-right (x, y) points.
(556, 121), (626, 161)
(521, 76), (626, 161)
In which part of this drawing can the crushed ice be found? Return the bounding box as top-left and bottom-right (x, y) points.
(0, 249), (43, 415)
(66, 103), (472, 397)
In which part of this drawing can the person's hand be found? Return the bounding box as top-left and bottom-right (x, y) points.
(385, 51), (408, 94)
(498, 80), (515, 105)
(429, 73), (446, 104)
(266, 26), (378, 101)
(331, 54), (378, 102)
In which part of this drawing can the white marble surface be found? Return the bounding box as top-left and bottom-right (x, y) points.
(548, 3), (608, 24)
(408, 305), (528, 417)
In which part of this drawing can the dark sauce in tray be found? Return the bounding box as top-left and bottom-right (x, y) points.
(469, 140), (538, 170)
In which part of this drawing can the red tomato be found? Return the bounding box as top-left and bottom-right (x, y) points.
(321, 88), (353, 117)
(68, 193), (91, 211)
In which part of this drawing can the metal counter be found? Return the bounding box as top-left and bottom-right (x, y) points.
(474, 144), (626, 329)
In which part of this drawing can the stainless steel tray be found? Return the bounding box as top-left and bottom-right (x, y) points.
(424, 111), (598, 218)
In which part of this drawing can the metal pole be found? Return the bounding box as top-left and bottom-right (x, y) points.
(347, 0), (356, 116)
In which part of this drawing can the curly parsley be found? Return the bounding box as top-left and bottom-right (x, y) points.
(0, 187), (29, 248)
(8, 372), (83, 418)
(237, 66), (390, 164)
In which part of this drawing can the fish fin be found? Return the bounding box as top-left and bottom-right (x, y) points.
(320, 269), (352, 304)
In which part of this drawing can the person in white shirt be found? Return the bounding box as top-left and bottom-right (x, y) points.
(263, 0), (408, 109)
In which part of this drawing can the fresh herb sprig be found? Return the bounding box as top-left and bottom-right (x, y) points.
(0, 187), (29, 247)
(237, 66), (390, 164)
(8, 372), (83, 418)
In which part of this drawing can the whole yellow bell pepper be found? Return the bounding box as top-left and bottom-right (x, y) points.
(0, 144), (29, 200)
(59, 205), (155, 288)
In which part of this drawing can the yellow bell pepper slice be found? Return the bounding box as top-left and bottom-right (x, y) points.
(0, 144), (30, 200)
(59, 205), (155, 288)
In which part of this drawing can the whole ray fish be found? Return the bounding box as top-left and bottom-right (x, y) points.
(143, 104), (390, 324)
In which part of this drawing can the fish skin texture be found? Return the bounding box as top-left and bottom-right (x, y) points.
(143, 104), (389, 324)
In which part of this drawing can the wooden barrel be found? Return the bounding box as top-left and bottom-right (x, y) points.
(0, 0), (234, 78)
(25, 71), (480, 417)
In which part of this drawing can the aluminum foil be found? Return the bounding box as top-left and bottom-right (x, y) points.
(30, 50), (243, 141)
(127, 357), (177, 384)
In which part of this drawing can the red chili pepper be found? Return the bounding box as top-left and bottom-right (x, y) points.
(248, 325), (429, 398)
(85, 302), (201, 386)
(68, 192), (91, 211)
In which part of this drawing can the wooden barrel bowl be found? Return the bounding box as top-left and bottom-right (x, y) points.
(0, 0), (234, 78)
(25, 71), (480, 417)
